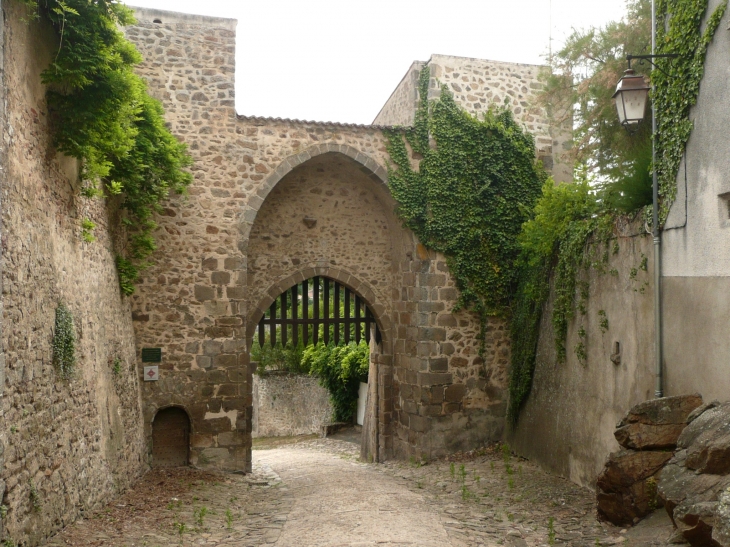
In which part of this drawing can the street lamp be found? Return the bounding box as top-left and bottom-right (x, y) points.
(613, 68), (650, 132)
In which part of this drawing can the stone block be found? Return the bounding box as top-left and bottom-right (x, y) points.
(614, 422), (687, 450)
(409, 414), (431, 433)
(444, 383), (467, 403)
(190, 434), (214, 448)
(202, 257), (219, 271)
(417, 372), (452, 386)
(211, 271), (231, 285)
(195, 355), (213, 368)
(436, 314), (457, 327)
(194, 284), (215, 301)
(428, 357), (448, 372)
(226, 286), (246, 299)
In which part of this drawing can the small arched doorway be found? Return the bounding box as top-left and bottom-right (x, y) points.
(152, 407), (190, 467)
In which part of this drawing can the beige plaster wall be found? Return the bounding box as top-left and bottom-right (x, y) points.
(506, 228), (655, 487)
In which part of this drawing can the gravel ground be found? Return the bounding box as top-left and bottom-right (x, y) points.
(36, 435), (677, 547)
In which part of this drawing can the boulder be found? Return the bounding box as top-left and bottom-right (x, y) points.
(614, 394), (704, 450)
(658, 402), (730, 546)
(597, 450), (671, 525)
(598, 395), (704, 526)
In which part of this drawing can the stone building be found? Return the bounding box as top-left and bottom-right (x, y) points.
(0, 4), (566, 544)
(124, 7), (568, 474)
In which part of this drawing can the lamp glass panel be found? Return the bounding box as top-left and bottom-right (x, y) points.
(621, 89), (648, 123)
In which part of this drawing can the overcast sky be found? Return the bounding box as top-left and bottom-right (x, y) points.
(126, 0), (628, 124)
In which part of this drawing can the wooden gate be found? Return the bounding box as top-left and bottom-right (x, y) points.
(152, 407), (190, 467)
(257, 276), (381, 347)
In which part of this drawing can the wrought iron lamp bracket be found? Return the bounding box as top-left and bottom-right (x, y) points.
(626, 53), (680, 76)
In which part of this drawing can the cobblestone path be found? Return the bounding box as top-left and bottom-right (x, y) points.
(38, 437), (675, 547)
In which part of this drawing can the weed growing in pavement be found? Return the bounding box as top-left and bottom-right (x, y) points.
(490, 461), (495, 472)
(174, 521), (187, 542)
(450, 462), (455, 480)
(508, 477), (515, 490)
(2, 540), (16, 547)
(459, 464), (467, 484)
(502, 443), (511, 463)
(548, 517), (556, 545)
(225, 508), (234, 530)
(29, 480), (42, 512)
(416, 481), (423, 489)
(194, 506), (208, 529)
(507, 513), (515, 522)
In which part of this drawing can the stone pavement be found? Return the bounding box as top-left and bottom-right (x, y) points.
(37, 437), (676, 547)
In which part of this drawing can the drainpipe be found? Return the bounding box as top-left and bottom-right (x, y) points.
(651, 0), (664, 398)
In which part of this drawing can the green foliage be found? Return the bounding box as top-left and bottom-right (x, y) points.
(20, 0), (192, 294)
(385, 67), (546, 335)
(509, 179), (615, 419)
(52, 302), (76, 380)
(250, 341), (308, 376)
(654, 0), (727, 221)
(81, 217), (96, 242)
(302, 341), (369, 422)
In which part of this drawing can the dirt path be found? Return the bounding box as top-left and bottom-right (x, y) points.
(256, 447), (452, 547)
(35, 437), (676, 547)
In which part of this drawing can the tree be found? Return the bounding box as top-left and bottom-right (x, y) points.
(540, 0), (653, 212)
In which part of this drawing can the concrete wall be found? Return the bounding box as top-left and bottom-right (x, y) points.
(661, 0), (730, 403)
(507, 226), (656, 487)
(252, 374), (333, 437)
(0, 4), (146, 544)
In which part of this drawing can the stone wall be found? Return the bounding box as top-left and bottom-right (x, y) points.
(372, 61), (424, 126)
(0, 4), (146, 545)
(375, 54), (573, 185)
(252, 374), (333, 437)
(506, 225), (656, 487)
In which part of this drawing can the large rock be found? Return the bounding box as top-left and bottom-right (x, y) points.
(597, 450), (672, 525)
(614, 394), (704, 450)
(658, 402), (730, 546)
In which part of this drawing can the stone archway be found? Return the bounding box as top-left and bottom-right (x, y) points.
(244, 149), (407, 461)
(151, 406), (191, 467)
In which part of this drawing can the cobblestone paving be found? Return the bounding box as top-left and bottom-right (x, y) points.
(38, 438), (675, 547)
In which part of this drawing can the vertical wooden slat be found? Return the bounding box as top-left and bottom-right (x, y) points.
(323, 279), (330, 345)
(344, 287), (351, 344)
(291, 284), (299, 347)
(333, 283), (340, 344)
(281, 290), (288, 347)
(270, 300), (277, 347)
(302, 280), (309, 346)
(313, 277), (320, 344)
(355, 295), (362, 343)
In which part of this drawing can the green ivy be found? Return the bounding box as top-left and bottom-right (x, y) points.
(302, 341), (369, 422)
(52, 303), (76, 379)
(385, 67), (546, 335)
(654, 0), (727, 220)
(20, 0), (193, 294)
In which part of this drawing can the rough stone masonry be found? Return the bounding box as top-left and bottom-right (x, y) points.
(124, 7), (569, 474)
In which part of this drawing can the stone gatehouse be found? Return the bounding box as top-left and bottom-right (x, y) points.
(125, 8), (569, 473)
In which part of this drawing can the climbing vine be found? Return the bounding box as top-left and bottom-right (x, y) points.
(19, 0), (193, 294)
(52, 303), (76, 379)
(385, 67), (546, 333)
(654, 0), (727, 220)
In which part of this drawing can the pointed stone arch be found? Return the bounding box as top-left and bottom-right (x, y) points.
(238, 144), (390, 253)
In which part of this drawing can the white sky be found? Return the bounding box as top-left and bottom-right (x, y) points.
(126, 0), (628, 125)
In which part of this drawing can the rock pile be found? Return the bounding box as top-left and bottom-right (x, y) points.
(597, 394), (704, 526)
(659, 400), (730, 546)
